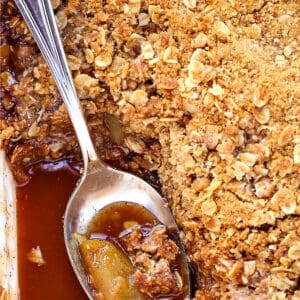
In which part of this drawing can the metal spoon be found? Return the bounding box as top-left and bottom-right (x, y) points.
(15, 0), (191, 299)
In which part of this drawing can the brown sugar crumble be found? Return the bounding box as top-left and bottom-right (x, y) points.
(1, 0), (300, 299)
(121, 224), (183, 298)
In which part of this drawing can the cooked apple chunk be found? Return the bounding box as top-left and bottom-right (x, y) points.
(78, 238), (144, 300)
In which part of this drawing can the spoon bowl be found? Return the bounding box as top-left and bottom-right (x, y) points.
(15, 0), (190, 299)
(65, 161), (185, 299)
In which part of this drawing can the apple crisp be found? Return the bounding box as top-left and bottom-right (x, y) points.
(1, 0), (299, 299)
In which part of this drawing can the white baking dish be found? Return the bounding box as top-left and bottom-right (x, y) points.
(0, 150), (18, 300)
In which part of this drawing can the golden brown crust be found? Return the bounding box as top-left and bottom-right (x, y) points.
(1, 0), (299, 298)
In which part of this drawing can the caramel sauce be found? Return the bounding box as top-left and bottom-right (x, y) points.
(16, 159), (190, 299)
(17, 159), (87, 300)
(87, 202), (156, 237)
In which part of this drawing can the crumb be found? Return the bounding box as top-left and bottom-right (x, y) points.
(27, 246), (46, 266)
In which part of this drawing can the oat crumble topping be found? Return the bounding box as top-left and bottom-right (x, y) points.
(121, 224), (183, 298)
(0, 0), (299, 298)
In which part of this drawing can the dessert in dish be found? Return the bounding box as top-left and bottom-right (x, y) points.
(1, 0), (299, 299)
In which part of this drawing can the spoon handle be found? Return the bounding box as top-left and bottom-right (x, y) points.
(14, 0), (99, 165)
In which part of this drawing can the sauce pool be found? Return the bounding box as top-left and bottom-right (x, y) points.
(17, 159), (88, 300)
(16, 159), (191, 299)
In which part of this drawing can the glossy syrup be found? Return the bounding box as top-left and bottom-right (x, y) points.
(16, 159), (88, 300)
(87, 202), (156, 237)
